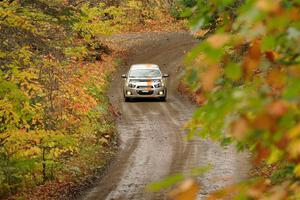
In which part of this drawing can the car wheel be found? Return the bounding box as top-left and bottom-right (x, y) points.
(160, 96), (166, 102)
(125, 97), (131, 102)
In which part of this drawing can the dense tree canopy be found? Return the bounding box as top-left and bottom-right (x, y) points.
(0, 0), (125, 197)
(183, 0), (300, 199)
(0, 0), (184, 198)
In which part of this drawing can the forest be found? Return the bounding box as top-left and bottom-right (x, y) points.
(182, 0), (300, 199)
(0, 0), (181, 198)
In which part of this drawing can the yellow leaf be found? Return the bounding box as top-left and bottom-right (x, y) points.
(288, 124), (300, 139)
(294, 164), (300, 177)
(287, 139), (300, 159)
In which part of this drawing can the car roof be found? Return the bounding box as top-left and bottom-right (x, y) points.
(130, 64), (160, 70)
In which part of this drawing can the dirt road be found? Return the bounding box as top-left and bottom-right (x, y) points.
(79, 32), (250, 200)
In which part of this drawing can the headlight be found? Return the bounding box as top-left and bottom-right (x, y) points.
(128, 83), (135, 88)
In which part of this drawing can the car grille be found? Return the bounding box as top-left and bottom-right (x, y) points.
(137, 86), (153, 89)
(130, 79), (160, 82)
(138, 90), (154, 95)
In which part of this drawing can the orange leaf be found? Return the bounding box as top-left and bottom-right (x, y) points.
(254, 143), (271, 164)
(265, 51), (279, 62)
(242, 57), (259, 79)
(266, 68), (285, 90)
(167, 179), (199, 200)
(248, 40), (262, 60)
(207, 34), (230, 48)
(266, 100), (289, 119)
(200, 64), (220, 91)
(247, 179), (270, 198)
(288, 65), (300, 77)
(289, 8), (300, 20)
(252, 113), (276, 131)
(230, 117), (249, 141)
(256, 0), (281, 13)
(207, 185), (238, 200)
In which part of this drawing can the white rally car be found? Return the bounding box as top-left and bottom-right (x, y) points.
(122, 64), (169, 102)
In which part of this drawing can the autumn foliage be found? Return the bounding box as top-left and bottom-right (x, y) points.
(1, 7), (119, 200)
(183, 0), (300, 199)
(0, 0), (120, 198)
(0, 0), (186, 198)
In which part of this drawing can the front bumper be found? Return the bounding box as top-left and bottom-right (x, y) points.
(124, 87), (167, 98)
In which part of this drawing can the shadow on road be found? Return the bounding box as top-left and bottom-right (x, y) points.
(125, 98), (166, 103)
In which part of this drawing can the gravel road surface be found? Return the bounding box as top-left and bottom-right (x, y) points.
(79, 32), (250, 200)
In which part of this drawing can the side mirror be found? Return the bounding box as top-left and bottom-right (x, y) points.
(163, 74), (169, 78)
(121, 74), (127, 78)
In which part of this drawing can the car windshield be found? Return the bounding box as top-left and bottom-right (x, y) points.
(129, 69), (161, 78)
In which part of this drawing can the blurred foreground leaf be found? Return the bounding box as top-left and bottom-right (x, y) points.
(167, 179), (199, 200)
(147, 173), (185, 192)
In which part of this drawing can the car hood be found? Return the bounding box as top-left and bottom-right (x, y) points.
(128, 77), (162, 83)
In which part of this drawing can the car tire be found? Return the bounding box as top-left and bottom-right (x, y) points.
(160, 96), (166, 102)
(125, 97), (131, 102)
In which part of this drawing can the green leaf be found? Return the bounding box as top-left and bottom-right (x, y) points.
(224, 63), (242, 81)
(283, 77), (300, 100)
(267, 146), (283, 164)
(190, 165), (212, 176)
(261, 36), (276, 51)
(146, 173), (184, 192)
